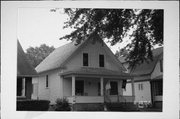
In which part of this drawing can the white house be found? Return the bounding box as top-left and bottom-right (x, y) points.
(122, 47), (163, 108)
(31, 35), (135, 107)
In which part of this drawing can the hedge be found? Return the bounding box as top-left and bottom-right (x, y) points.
(105, 102), (138, 111)
(17, 100), (50, 111)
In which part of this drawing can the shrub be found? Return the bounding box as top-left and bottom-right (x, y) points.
(136, 101), (152, 109)
(17, 100), (50, 111)
(105, 102), (138, 111)
(55, 98), (71, 111)
(74, 103), (104, 111)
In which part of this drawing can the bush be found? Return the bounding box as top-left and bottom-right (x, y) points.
(17, 100), (50, 111)
(105, 102), (138, 111)
(55, 98), (71, 111)
(74, 103), (104, 111)
(136, 101), (152, 109)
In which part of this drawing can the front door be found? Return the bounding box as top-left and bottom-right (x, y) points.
(110, 81), (118, 95)
(75, 80), (84, 96)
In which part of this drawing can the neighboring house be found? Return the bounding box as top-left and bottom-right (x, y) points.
(31, 35), (135, 107)
(17, 40), (37, 100)
(121, 47), (163, 108)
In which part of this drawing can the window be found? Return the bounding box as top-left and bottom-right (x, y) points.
(160, 59), (163, 72)
(138, 83), (143, 90)
(122, 80), (127, 89)
(110, 81), (118, 95)
(46, 75), (49, 88)
(75, 80), (84, 96)
(17, 78), (23, 96)
(17, 78), (25, 96)
(98, 82), (100, 96)
(99, 54), (104, 67)
(83, 53), (88, 66)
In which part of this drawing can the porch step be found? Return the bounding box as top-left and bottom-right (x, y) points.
(105, 102), (138, 111)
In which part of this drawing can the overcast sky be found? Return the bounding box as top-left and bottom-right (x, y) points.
(17, 8), (124, 54)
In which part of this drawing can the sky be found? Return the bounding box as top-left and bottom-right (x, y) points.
(17, 8), (125, 54)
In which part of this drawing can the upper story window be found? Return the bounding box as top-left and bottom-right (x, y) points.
(83, 53), (88, 66)
(46, 75), (49, 88)
(99, 54), (104, 67)
(160, 59), (163, 72)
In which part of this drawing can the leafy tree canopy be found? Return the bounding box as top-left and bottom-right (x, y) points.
(58, 8), (163, 68)
(25, 44), (55, 68)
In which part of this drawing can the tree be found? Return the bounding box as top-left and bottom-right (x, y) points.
(25, 44), (55, 68)
(115, 48), (128, 58)
(58, 8), (163, 68)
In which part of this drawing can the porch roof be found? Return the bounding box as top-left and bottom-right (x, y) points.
(60, 67), (133, 79)
(152, 75), (163, 80)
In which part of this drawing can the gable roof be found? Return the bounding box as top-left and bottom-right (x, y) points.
(36, 36), (125, 73)
(17, 40), (37, 77)
(130, 47), (163, 76)
(35, 42), (80, 73)
(118, 56), (126, 63)
(118, 47), (163, 76)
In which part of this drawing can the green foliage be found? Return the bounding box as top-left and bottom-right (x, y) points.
(25, 44), (55, 68)
(60, 8), (163, 68)
(55, 98), (71, 111)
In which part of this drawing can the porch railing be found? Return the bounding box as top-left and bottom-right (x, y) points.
(65, 95), (134, 103)
(154, 95), (162, 101)
(108, 95), (135, 103)
(65, 96), (104, 103)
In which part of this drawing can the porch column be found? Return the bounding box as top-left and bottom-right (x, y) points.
(72, 75), (75, 96)
(131, 78), (135, 97)
(100, 77), (104, 96)
(22, 78), (26, 96)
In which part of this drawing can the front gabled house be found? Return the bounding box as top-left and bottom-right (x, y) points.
(122, 47), (163, 109)
(31, 35), (135, 109)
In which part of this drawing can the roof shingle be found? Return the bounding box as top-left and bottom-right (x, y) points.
(118, 47), (163, 76)
(35, 42), (80, 73)
(131, 47), (163, 75)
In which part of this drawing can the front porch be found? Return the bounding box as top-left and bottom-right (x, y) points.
(17, 76), (33, 100)
(61, 68), (135, 104)
(150, 78), (163, 108)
